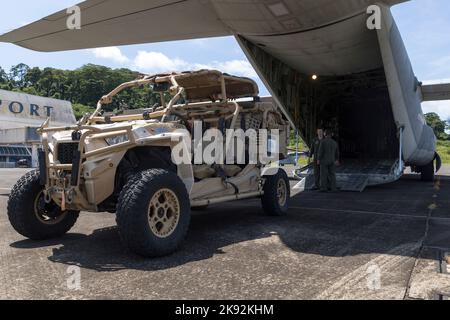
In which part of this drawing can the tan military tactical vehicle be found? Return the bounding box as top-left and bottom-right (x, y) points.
(7, 70), (291, 257)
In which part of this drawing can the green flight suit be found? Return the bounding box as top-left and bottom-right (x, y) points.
(317, 137), (339, 191)
(309, 137), (322, 189)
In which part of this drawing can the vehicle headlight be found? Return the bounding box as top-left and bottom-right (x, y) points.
(105, 134), (129, 146)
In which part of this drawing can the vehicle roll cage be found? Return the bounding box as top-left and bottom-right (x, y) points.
(82, 69), (258, 126)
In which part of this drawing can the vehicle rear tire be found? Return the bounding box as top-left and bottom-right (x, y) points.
(420, 161), (435, 182)
(7, 170), (79, 240)
(116, 169), (191, 257)
(261, 170), (290, 216)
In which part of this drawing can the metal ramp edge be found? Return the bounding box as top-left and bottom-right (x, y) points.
(298, 173), (369, 192)
(336, 174), (369, 192)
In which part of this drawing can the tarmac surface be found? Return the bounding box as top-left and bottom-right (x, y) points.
(0, 167), (449, 300)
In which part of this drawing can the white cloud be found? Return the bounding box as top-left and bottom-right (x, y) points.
(193, 60), (258, 78)
(422, 78), (450, 85)
(133, 51), (188, 73)
(89, 46), (258, 79)
(132, 51), (258, 79)
(92, 47), (129, 64)
(422, 100), (450, 121)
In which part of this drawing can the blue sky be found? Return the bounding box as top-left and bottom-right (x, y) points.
(0, 0), (449, 120)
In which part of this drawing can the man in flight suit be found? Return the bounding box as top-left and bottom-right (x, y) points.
(309, 128), (324, 190)
(317, 129), (340, 192)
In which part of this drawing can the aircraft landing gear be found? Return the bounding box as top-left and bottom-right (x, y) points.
(420, 160), (435, 182)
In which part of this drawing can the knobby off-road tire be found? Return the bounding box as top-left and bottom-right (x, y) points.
(261, 170), (290, 216)
(7, 170), (79, 240)
(116, 169), (191, 257)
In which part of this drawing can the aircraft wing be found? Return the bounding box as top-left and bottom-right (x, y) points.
(0, 0), (231, 52)
(0, 0), (409, 52)
(421, 83), (450, 102)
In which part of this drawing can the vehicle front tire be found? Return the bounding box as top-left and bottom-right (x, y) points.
(7, 170), (79, 240)
(261, 169), (290, 216)
(116, 169), (191, 257)
(420, 160), (435, 182)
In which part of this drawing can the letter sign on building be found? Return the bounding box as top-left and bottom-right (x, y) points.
(0, 89), (76, 130)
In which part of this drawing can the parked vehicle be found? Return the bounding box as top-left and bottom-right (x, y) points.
(7, 70), (291, 257)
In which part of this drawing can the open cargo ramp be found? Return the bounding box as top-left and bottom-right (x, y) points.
(295, 159), (402, 192)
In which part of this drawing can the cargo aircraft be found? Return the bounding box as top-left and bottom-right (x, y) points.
(2, 0), (449, 190)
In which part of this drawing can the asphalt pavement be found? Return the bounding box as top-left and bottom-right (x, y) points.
(0, 168), (449, 299)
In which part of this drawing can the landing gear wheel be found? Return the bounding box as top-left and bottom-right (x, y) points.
(420, 161), (435, 182)
(7, 170), (79, 240)
(261, 170), (290, 216)
(116, 169), (191, 257)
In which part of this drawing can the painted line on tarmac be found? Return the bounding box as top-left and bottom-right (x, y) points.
(223, 201), (450, 221)
(289, 205), (450, 222)
(294, 197), (427, 203)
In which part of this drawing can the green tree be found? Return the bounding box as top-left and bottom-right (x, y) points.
(18, 86), (39, 96)
(425, 112), (448, 140)
(72, 103), (95, 120)
(24, 67), (42, 87)
(0, 67), (7, 84)
(1, 62), (163, 116)
(0, 82), (13, 90)
(36, 67), (56, 96)
(9, 63), (30, 88)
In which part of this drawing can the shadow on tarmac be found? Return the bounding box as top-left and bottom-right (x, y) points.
(9, 174), (450, 272)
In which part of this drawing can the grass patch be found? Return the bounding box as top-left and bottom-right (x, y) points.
(288, 134), (309, 167)
(437, 140), (450, 164)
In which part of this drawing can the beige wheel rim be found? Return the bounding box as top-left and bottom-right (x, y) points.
(34, 191), (67, 225)
(148, 188), (180, 238)
(277, 179), (287, 207)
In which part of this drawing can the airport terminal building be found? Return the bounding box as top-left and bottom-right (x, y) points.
(0, 89), (76, 168)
